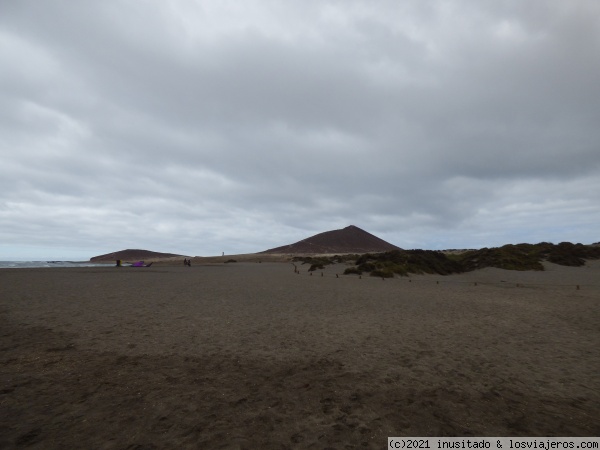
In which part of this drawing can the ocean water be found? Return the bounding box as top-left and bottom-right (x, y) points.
(0, 261), (113, 269)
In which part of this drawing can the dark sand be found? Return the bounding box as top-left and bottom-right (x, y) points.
(1, 261), (599, 449)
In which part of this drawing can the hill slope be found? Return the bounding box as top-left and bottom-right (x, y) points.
(261, 225), (400, 254)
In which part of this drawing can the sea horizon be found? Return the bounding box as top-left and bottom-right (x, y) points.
(0, 260), (113, 269)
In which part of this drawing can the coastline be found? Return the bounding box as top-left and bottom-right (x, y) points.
(0, 261), (114, 269)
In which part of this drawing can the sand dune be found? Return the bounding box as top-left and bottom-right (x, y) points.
(1, 261), (599, 448)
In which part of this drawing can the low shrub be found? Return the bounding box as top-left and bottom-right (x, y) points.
(357, 262), (377, 272)
(371, 269), (394, 278)
(459, 245), (544, 271)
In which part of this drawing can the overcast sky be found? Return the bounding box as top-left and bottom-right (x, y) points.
(1, 1), (599, 260)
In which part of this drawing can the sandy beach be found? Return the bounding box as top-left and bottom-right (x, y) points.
(1, 260), (599, 448)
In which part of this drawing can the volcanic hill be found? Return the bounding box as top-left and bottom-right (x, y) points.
(261, 225), (400, 254)
(90, 249), (185, 262)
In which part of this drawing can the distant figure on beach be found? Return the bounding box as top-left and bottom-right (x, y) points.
(116, 259), (121, 267)
(184, 258), (188, 266)
(184, 258), (191, 267)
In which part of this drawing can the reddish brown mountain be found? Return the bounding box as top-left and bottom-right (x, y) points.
(261, 225), (400, 254)
(90, 249), (185, 262)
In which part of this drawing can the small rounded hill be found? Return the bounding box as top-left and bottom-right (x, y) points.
(90, 249), (185, 262)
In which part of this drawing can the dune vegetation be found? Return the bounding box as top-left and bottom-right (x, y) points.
(331, 243), (600, 278)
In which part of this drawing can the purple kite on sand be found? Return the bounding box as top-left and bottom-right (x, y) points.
(131, 261), (153, 267)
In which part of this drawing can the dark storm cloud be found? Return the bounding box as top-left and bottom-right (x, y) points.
(1, 0), (599, 259)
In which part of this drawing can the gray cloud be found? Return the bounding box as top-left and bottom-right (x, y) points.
(1, 0), (599, 259)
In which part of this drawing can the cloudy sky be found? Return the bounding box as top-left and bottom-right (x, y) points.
(1, 1), (599, 260)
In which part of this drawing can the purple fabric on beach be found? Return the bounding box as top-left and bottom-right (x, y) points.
(131, 261), (144, 267)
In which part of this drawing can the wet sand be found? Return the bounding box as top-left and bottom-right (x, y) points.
(1, 261), (599, 448)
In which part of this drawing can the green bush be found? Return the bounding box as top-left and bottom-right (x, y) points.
(371, 269), (394, 278)
(295, 256), (334, 267)
(308, 263), (325, 271)
(459, 245), (544, 271)
(356, 261), (377, 272)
